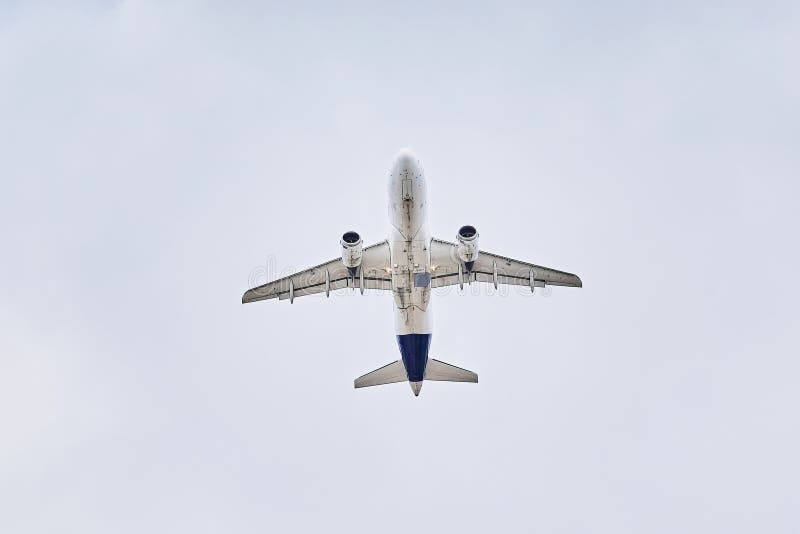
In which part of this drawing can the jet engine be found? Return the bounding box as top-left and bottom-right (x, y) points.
(456, 225), (479, 268)
(340, 231), (363, 271)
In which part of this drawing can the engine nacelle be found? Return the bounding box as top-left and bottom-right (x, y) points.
(340, 231), (363, 269)
(456, 225), (479, 266)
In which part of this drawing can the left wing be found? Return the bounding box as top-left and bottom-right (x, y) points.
(429, 238), (582, 290)
(242, 241), (392, 303)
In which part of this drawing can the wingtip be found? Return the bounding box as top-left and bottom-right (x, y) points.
(242, 289), (259, 304)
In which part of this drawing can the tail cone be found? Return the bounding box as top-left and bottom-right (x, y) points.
(410, 381), (422, 396)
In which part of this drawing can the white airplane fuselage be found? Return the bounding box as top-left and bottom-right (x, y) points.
(241, 148), (582, 395)
(387, 150), (432, 394)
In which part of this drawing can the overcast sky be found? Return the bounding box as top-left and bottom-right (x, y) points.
(1, 1), (799, 533)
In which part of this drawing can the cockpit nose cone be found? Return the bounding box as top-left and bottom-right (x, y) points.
(395, 147), (416, 161)
(410, 381), (423, 396)
(393, 148), (422, 175)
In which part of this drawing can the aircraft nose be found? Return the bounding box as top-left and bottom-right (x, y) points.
(393, 148), (422, 175)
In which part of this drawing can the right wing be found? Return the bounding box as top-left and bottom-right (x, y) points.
(429, 238), (582, 290)
(242, 241), (392, 303)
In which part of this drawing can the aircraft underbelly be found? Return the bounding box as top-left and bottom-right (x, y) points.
(387, 153), (433, 380)
(389, 222), (431, 336)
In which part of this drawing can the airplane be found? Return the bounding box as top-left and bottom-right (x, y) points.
(242, 148), (582, 396)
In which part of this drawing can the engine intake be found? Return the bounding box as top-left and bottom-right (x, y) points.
(456, 225), (479, 265)
(340, 231), (363, 269)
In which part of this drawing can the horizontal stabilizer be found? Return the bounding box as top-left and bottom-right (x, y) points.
(425, 359), (478, 383)
(354, 360), (407, 388)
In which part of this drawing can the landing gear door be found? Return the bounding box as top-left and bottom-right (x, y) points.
(402, 178), (413, 200)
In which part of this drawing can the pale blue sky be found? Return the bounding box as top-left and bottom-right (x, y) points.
(1, 2), (798, 533)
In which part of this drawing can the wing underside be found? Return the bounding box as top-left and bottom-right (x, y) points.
(428, 238), (582, 289)
(242, 241), (392, 303)
(242, 238), (580, 302)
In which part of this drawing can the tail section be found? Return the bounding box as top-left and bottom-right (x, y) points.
(354, 358), (477, 396)
(424, 359), (478, 383)
(354, 360), (406, 388)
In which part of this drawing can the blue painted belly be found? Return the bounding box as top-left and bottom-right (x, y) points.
(396, 333), (432, 382)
